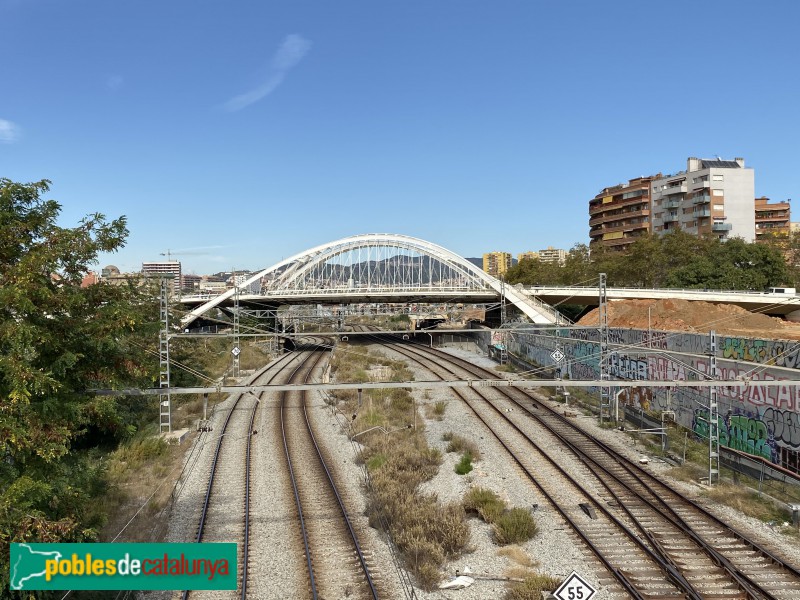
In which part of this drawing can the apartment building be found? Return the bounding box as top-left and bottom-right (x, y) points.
(754, 196), (791, 242)
(538, 246), (567, 265)
(181, 273), (202, 291)
(482, 252), (512, 278)
(589, 176), (657, 250)
(141, 260), (182, 293)
(517, 251), (539, 263)
(651, 157), (755, 241)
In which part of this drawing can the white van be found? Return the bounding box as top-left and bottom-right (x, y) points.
(769, 287), (797, 295)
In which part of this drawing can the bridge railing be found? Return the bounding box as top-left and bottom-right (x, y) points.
(261, 285), (495, 296)
(524, 285), (800, 297)
(511, 289), (572, 325)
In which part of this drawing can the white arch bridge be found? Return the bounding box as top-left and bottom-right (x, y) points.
(180, 233), (566, 327)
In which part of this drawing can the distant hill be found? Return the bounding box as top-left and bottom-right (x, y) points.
(465, 258), (483, 269)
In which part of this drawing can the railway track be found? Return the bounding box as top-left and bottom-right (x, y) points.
(181, 339), (379, 599)
(365, 335), (800, 599)
(182, 351), (298, 600)
(278, 347), (381, 600)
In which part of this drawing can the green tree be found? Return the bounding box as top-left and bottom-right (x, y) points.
(666, 236), (787, 290)
(761, 230), (800, 287)
(505, 256), (560, 285)
(0, 179), (157, 589)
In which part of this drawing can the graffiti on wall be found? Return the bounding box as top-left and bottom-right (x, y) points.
(617, 387), (653, 411)
(762, 407), (800, 449)
(608, 353), (648, 380)
(692, 409), (778, 462)
(514, 326), (800, 471)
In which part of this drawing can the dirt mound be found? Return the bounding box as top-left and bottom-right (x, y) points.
(577, 298), (800, 340)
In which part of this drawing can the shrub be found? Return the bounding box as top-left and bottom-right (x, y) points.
(455, 451), (474, 475)
(366, 453), (387, 471)
(505, 573), (562, 600)
(494, 508), (538, 545)
(443, 433), (481, 461)
(433, 401), (447, 416)
(463, 487), (506, 524)
(431, 503), (470, 556)
(415, 561), (443, 590)
(330, 342), (469, 590)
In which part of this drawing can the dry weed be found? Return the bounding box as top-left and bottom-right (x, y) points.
(498, 545), (536, 568)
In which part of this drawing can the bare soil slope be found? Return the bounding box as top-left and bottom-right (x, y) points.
(578, 298), (800, 340)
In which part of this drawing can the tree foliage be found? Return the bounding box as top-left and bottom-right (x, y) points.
(506, 232), (789, 291)
(0, 179), (159, 585)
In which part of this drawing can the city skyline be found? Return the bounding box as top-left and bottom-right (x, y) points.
(2, 1), (798, 274)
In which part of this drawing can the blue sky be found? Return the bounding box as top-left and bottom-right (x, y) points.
(2, 0), (798, 275)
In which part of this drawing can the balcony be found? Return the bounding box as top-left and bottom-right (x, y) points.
(693, 194), (711, 205)
(692, 181), (711, 190)
(662, 199), (681, 209)
(663, 213), (679, 223)
(695, 208), (711, 217)
(712, 222), (733, 232)
(663, 183), (688, 195)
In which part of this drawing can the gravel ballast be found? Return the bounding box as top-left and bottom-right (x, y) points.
(154, 343), (800, 599)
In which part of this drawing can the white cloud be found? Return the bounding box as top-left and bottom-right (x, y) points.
(224, 34), (312, 112)
(0, 119), (20, 143)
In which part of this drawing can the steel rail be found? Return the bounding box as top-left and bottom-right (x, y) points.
(280, 351), (321, 599)
(182, 350), (296, 600)
(300, 351), (380, 599)
(531, 408), (799, 600)
(377, 339), (685, 599)
(240, 392), (258, 600)
(280, 347), (379, 599)
(393, 338), (800, 600)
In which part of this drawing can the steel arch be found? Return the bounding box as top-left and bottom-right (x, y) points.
(181, 233), (563, 325)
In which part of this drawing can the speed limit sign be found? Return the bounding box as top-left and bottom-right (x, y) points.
(553, 571), (596, 600)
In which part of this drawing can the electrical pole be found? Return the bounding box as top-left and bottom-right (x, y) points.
(232, 270), (241, 379)
(708, 330), (720, 484)
(499, 276), (508, 365)
(159, 277), (171, 433)
(598, 273), (611, 424)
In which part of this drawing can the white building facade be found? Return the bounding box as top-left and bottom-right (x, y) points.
(650, 157), (755, 241)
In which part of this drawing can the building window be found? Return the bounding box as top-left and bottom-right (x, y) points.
(712, 174), (724, 181)
(713, 204), (724, 210)
(713, 189), (724, 196)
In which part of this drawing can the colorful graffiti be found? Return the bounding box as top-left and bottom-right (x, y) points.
(727, 414), (773, 460)
(692, 409), (776, 461)
(722, 338), (768, 362)
(618, 387), (653, 411)
(513, 326), (800, 471)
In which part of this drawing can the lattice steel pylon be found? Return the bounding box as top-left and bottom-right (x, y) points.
(598, 273), (612, 423)
(499, 278), (508, 365)
(159, 277), (171, 433)
(232, 273), (240, 379)
(708, 330), (720, 484)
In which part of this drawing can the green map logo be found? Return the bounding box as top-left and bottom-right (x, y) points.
(9, 543), (237, 591)
(10, 544), (63, 590)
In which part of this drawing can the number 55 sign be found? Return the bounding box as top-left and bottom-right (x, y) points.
(553, 571), (596, 600)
